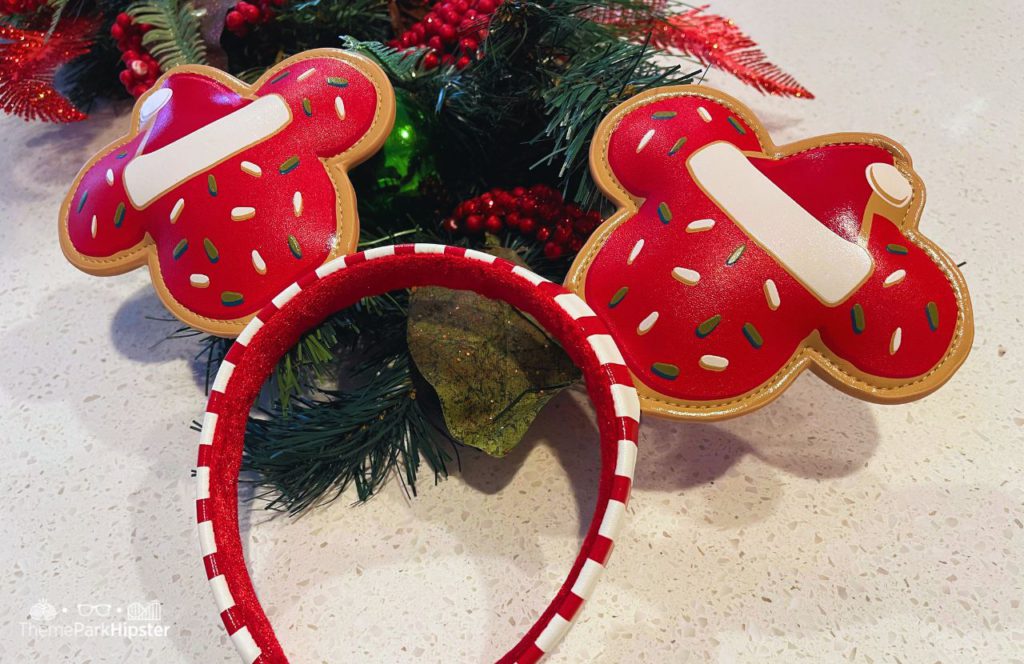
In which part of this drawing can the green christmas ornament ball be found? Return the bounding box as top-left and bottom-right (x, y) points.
(351, 89), (442, 224)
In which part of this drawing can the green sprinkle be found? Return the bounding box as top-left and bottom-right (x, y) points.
(76, 190), (88, 213)
(207, 174), (218, 196)
(116, 152), (128, 159)
(742, 322), (764, 349)
(851, 303), (866, 334)
(651, 362), (680, 380)
(288, 234), (302, 259)
(696, 314), (722, 338)
(113, 202), (126, 228)
(301, 98), (312, 117)
(925, 301), (939, 331)
(652, 111), (677, 120)
(727, 116), (746, 134)
(221, 291), (244, 307)
(203, 238), (219, 263)
(726, 243), (746, 266)
(279, 156), (300, 174)
(172, 239), (188, 260)
(886, 243), (908, 255)
(667, 137), (687, 156)
(326, 76), (348, 88)
(269, 70), (291, 84)
(609, 286), (628, 308)
(657, 202), (672, 224)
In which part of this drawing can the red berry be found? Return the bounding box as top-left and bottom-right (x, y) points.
(237, 1), (260, 21)
(225, 10), (245, 30)
(553, 223), (572, 243)
(428, 35), (443, 51)
(536, 227), (551, 242)
(464, 214), (484, 234)
(485, 214), (503, 234)
(518, 217), (537, 235)
(422, 52), (440, 69)
(438, 23), (456, 42)
(544, 242), (564, 259)
(442, 217), (459, 233)
(476, 0), (495, 12)
(116, 12), (132, 26)
(456, 56), (471, 69)
(459, 37), (478, 53)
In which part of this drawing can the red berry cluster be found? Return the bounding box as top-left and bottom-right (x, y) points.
(225, 0), (283, 38)
(0, 0), (46, 15)
(391, 0), (503, 70)
(443, 185), (602, 260)
(110, 13), (161, 98)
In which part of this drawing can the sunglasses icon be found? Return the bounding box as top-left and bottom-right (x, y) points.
(77, 604), (112, 617)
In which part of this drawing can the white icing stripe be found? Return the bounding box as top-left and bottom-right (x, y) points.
(210, 574), (235, 612)
(240, 161), (261, 177)
(297, 67), (316, 81)
(890, 327), (903, 355)
(271, 282), (302, 308)
(463, 248), (497, 263)
(251, 250), (267, 275)
(614, 439), (638, 479)
(195, 466), (211, 500)
(231, 207), (255, 221)
(598, 499), (627, 539)
(211, 361), (236, 394)
(697, 106), (712, 122)
(334, 97), (346, 120)
(363, 245), (396, 260)
(554, 293), (596, 320)
(587, 334), (625, 366)
(689, 142), (873, 305)
(883, 269), (906, 287)
(90, 215), (97, 239)
(570, 558), (605, 601)
(535, 615), (572, 654)
(292, 191), (303, 217)
(230, 626), (262, 664)
(315, 256), (347, 278)
(197, 520), (217, 556)
(123, 95), (291, 208)
(636, 129), (655, 153)
(170, 198), (185, 223)
(414, 244), (445, 254)
(105, 168), (114, 186)
(512, 265), (547, 285)
(610, 384), (640, 421)
(235, 317), (264, 346)
(199, 412), (218, 445)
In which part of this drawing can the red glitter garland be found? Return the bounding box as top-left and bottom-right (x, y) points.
(610, 4), (813, 99)
(0, 20), (95, 122)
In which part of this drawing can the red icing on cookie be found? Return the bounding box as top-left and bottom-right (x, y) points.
(566, 86), (972, 419)
(58, 48), (396, 336)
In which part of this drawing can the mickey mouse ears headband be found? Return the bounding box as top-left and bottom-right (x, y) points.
(197, 245), (641, 662)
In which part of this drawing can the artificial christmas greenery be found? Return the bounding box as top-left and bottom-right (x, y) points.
(8, 0), (811, 511)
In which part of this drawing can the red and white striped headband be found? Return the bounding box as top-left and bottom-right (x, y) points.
(196, 243), (641, 662)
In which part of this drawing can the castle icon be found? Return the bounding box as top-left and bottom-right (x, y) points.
(126, 600), (161, 621)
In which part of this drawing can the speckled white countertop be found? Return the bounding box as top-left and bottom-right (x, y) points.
(1, 1), (1022, 662)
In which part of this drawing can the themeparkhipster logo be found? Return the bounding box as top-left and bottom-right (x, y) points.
(22, 598), (170, 639)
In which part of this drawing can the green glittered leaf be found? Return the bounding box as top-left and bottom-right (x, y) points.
(407, 250), (579, 457)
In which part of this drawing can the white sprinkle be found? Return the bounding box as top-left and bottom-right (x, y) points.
(90, 214), (97, 239)
(636, 129), (655, 153)
(298, 67), (316, 81)
(293, 191), (303, 217)
(699, 354), (728, 371)
(637, 311), (659, 335)
(890, 327), (902, 355)
(685, 218), (715, 233)
(105, 168), (114, 186)
(764, 279), (780, 310)
(334, 96), (346, 120)
(240, 161), (262, 177)
(671, 267), (700, 285)
(169, 198), (184, 224)
(190, 273), (210, 288)
(251, 249), (267, 275)
(231, 206), (255, 221)
(627, 239), (644, 265)
(697, 106), (712, 122)
(883, 269), (906, 287)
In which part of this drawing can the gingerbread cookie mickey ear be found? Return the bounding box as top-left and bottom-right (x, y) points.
(566, 85), (973, 420)
(58, 48), (396, 337)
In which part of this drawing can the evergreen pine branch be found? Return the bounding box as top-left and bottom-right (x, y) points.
(243, 345), (456, 514)
(341, 36), (432, 84)
(128, 0), (208, 70)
